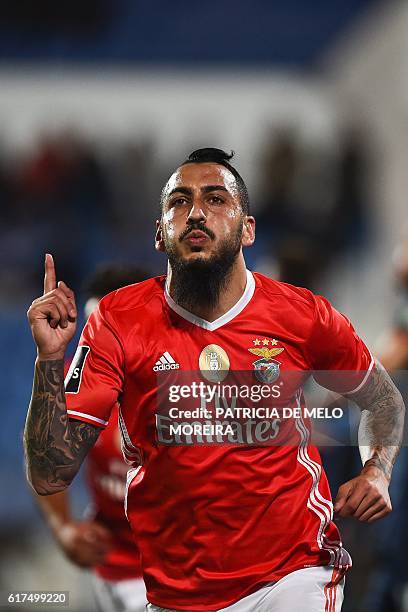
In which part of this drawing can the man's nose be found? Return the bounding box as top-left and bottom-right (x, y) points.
(187, 201), (207, 224)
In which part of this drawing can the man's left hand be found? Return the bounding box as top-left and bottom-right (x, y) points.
(334, 465), (392, 523)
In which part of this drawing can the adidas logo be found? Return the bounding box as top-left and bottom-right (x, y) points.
(153, 351), (180, 371)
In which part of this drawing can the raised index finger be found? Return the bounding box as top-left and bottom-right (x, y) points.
(44, 253), (57, 294)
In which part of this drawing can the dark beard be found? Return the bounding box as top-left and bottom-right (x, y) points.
(166, 229), (242, 313)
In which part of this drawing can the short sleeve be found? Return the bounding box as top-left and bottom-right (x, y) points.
(309, 294), (374, 393)
(65, 298), (124, 428)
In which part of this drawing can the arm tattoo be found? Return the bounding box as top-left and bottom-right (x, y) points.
(24, 359), (100, 495)
(346, 358), (405, 480)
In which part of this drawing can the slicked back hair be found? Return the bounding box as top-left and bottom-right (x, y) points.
(161, 148), (250, 215)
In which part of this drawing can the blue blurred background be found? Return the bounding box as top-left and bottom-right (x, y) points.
(1, 0), (408, 610)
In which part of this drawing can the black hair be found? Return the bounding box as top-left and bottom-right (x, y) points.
(161, 147), (250, 215)
(83, 263), (150, 300)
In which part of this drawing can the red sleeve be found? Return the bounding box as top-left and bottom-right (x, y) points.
(65, 297), (124, 428)
(309, 294), (374, 393)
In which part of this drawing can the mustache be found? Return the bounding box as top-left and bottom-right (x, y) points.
(179, 223), (215, 242)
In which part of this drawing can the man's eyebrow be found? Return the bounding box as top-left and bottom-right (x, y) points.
(166, 185), (229, 199)
(167, 186), (193, 198)
(201, 185), (229, 194)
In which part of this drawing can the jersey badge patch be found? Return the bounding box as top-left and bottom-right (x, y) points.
(199, 344), (230, 382)
(248, 339), (284, 384)
(64, 345), (90, 393)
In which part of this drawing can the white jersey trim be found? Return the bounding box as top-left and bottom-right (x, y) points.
(164, 269), (255, 331)
(295, 393), (352, 570)
(67, 410), (108, 427)
(124, 466), (142, 520)
(346, 353), (375, 394)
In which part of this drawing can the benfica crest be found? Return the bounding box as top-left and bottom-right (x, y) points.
(248, 340), (284, 384)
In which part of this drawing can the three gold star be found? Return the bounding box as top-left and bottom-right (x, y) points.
(253, 337), (279, 346)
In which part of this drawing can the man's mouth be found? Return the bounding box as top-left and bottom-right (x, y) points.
(183, 230), (210, 244)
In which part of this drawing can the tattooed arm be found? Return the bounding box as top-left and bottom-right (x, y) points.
(24, 358), (100, 495)
(353, 359), (405, 479)
(334, 359), (405, 522)
(25, 255), (100, 495)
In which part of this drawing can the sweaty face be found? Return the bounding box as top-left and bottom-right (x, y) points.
(160, 163), (244, 266)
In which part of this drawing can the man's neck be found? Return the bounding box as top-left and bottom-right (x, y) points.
(167, 256), (248, 322)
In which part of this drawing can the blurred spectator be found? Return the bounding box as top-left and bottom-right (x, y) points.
(0, 132), (163, 310)
(255, 126), (369, 290)
(362, 230), (408, 612)
(106, 139), (159, 247)
(332, 127), (369, 252)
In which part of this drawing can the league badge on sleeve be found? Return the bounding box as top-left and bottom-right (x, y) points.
(65, 345), (90, 393)
(249, 338), (284, 384)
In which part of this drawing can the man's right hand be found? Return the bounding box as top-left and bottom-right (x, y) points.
(27, 254), (77, 360)
(56, 521), (114, 568)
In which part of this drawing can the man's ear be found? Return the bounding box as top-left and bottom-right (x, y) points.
(241, 216), (255, 247)
(155, 219), (165, 252)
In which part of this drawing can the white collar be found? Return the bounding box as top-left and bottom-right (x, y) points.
(164, 269), (255, 331)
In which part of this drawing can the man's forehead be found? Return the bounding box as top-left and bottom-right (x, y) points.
(164, 163), (238, 196)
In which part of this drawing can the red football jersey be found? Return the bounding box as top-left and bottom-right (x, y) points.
(65, 271), (373, 610)
(85, 404), (143, 581)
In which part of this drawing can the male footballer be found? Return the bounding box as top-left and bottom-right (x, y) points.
(25, 148), (405, 611)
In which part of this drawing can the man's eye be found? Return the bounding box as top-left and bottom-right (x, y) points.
(173, 197), (188, 206)
(209, 196), (223, 204)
